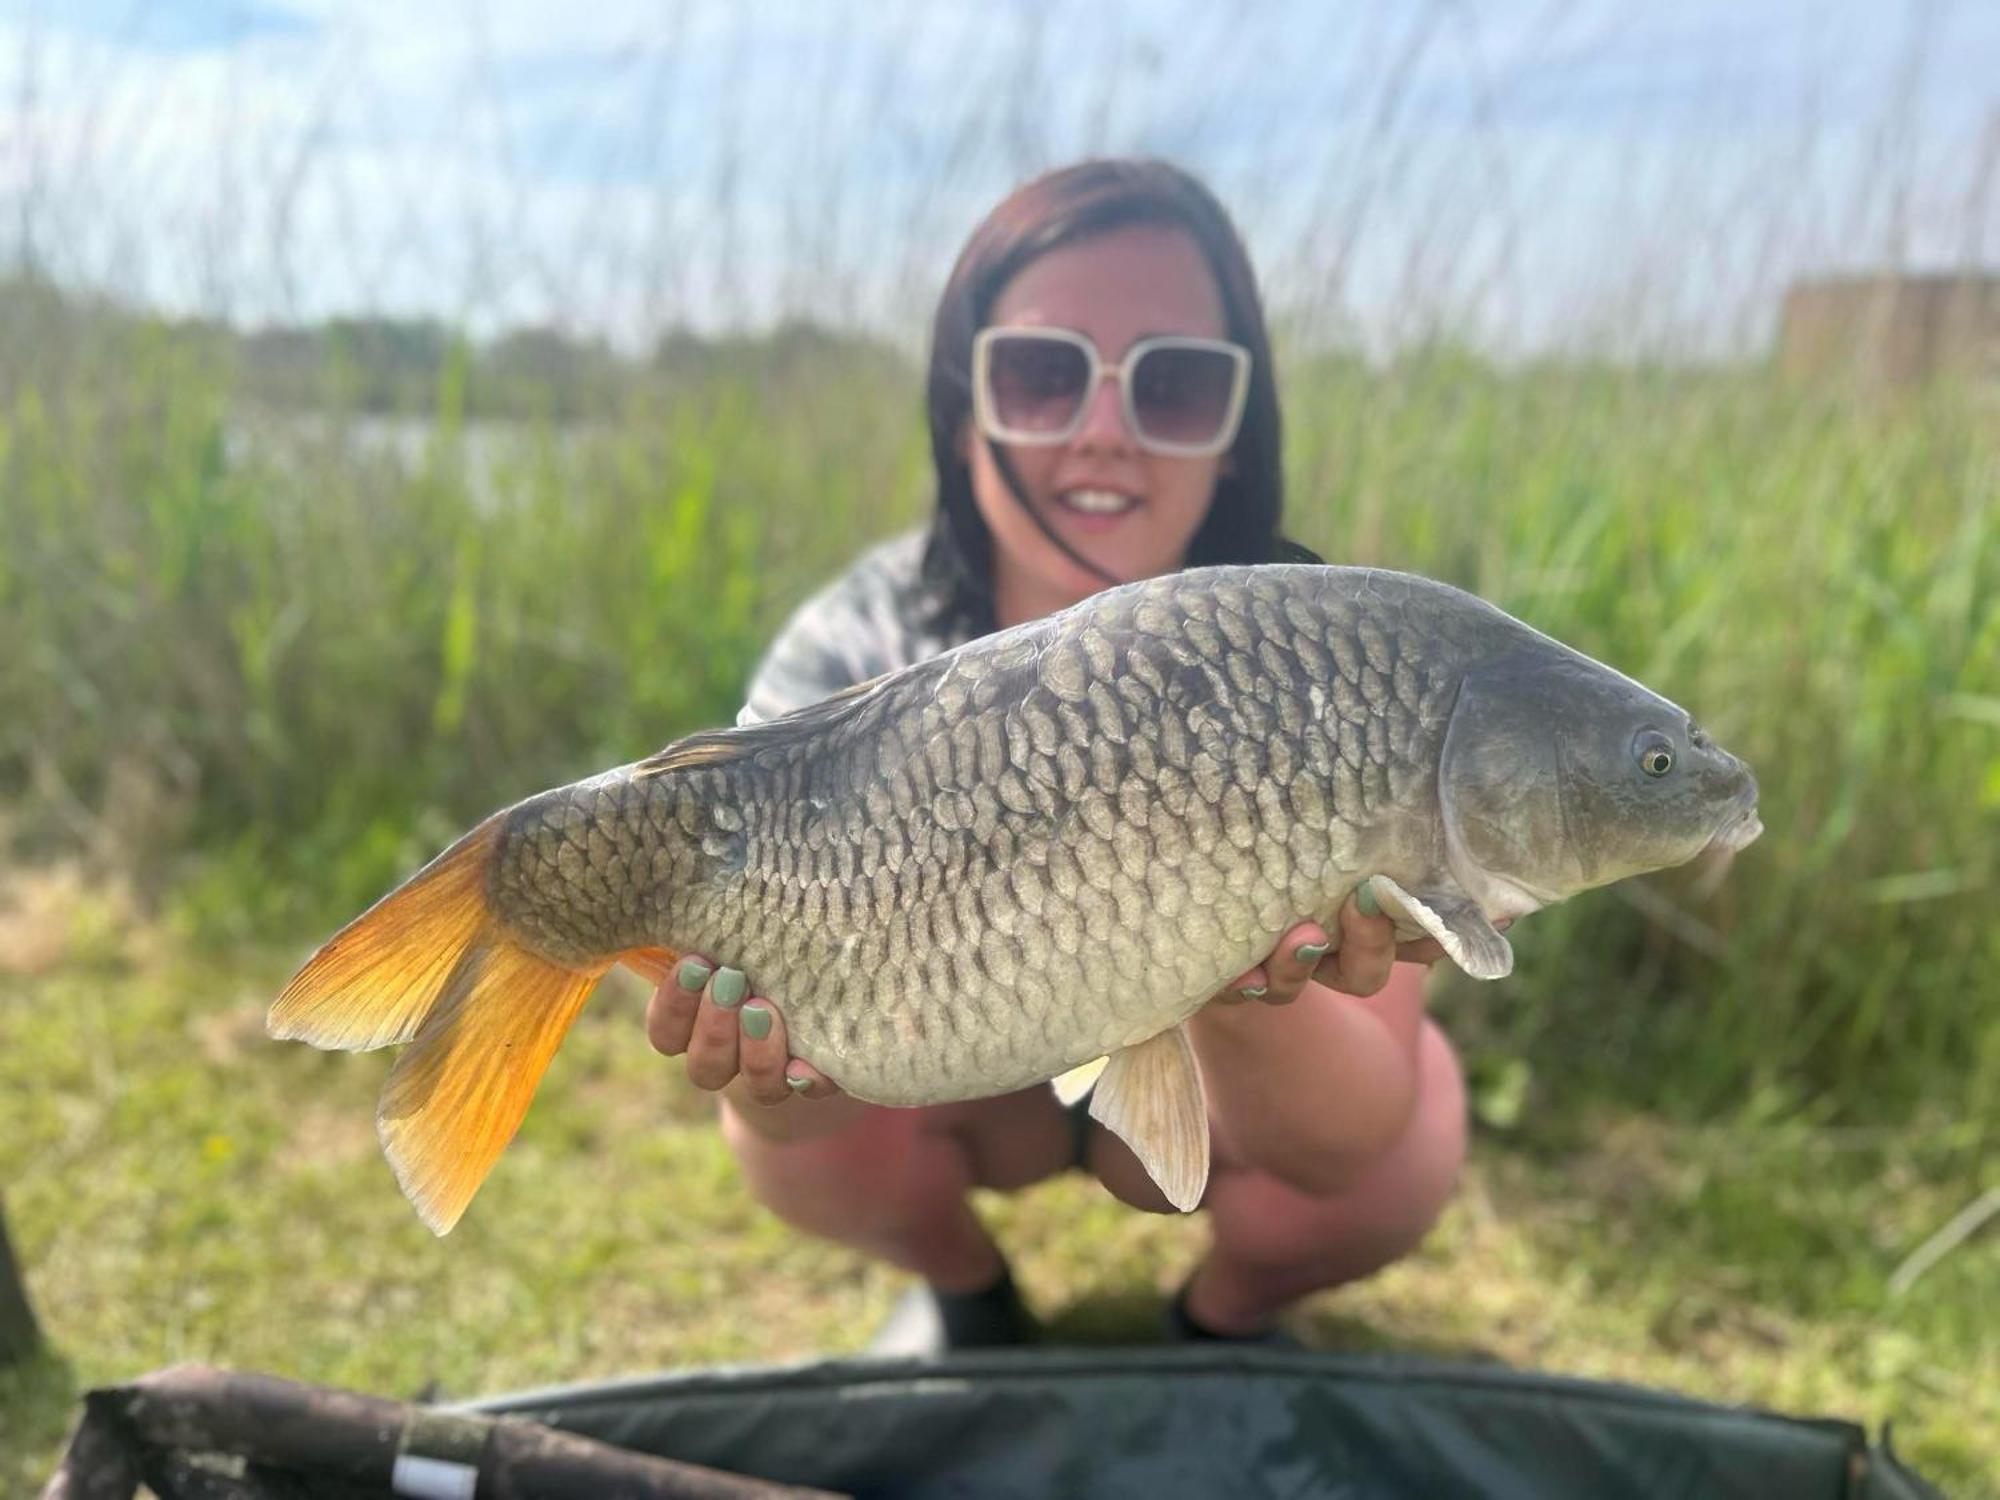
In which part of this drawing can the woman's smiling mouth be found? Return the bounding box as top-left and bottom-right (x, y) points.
(1055, 487), (1140, 519)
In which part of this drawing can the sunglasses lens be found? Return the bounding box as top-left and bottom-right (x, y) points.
(985, 335), (1090, 436)
(1131, 345), (1241, 449)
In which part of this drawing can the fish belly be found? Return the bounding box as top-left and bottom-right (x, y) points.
(486, 569), (1464, 1106)
(642, 569), (1459, 1107)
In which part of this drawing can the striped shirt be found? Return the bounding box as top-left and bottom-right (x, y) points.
(738, 530), (970, 726)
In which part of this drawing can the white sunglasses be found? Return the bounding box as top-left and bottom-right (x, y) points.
(972, 326), (1252, 458)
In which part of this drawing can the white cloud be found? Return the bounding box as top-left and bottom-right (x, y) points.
(1, 0), (1992, 354)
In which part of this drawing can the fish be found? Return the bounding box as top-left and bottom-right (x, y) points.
(268, 564), (1761, 1233)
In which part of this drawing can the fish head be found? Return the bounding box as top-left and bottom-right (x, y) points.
(1438, 647), (1761, 912)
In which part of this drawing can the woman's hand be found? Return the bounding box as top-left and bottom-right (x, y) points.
(644, 956), (842, 1104)
(646, 883), (1463, 1108)
(1211, 889), (1447, 1008)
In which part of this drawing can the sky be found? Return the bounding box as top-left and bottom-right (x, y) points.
(0, 0), (1994, 357)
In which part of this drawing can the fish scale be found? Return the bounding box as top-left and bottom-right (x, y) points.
(274, 561), (1759, 1232)
(486, 566), (1459, 1104)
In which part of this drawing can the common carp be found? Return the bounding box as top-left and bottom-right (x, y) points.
(269, 564), (1761, 1233)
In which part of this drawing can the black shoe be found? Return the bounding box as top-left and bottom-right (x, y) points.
(865, 1264), (1039, 1358)
(1162, 1278), (1301, 1348)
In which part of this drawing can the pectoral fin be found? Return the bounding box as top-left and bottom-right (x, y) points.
(1367, 875), (1514, 980)
(1089, 1025), (1209, 1212)
(1051, 1055), (1109, 1106)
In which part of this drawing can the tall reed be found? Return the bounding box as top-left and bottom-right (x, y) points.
(2, 319), (1993, 1123)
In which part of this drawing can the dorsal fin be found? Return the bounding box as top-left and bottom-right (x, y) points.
(637, 605), (1065, 780)
(635, 669), (896, 778)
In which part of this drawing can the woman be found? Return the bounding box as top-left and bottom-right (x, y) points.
(644, 160), (1465, 1351)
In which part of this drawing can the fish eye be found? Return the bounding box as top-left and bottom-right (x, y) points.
(1635, 731), (1675, 778)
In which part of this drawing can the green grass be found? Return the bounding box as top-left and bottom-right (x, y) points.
(0, 900), (1991, 1497)
(1, 327), (1995, 1495)
(1285, 352), (2000, 1122)
(2, 329), (1993, 1122)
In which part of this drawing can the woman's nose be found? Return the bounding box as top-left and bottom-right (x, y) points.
(1071, 371), (1136, 452)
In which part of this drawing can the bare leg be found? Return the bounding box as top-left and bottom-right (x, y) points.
(1182, 1020), (1467, 1333)
(720, 1023), (1462, 1335)
(718, 1086), (1075, 1294)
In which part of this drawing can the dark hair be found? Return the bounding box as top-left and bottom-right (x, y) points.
(917, 158), (1315, 640)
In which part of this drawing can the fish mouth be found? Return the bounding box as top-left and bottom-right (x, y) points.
(1709, 788), (1764, 854)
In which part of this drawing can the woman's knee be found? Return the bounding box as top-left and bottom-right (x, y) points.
(1340, 1021), (1465, 1239)
(1376, 1021), (1467, 1233)
(1220, 1019), (1465, 1205)
(1094, 1022), (1468, 1228)
(718, 1091), (1073, 1240)
(719, 1101), (925, 1236)
(1207, 1021), (1467, 1263)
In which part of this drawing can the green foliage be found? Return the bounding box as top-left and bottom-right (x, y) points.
(0, 946), (1990, 1498)
(0, 327), (1993, 1125)
(1285, 350), (1999, 1125)
(0, 320), (924, 932)
(1, 329), (1993, 1496)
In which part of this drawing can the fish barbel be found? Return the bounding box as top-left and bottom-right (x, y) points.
(269, 565), (1761, 1233)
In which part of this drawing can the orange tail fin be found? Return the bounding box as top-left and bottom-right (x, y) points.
(268, 816), (652, 1235)
(374, 935), (605, 1234)
(268, 818), (513, 1053)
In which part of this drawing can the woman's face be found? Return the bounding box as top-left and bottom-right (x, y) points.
(966, 222), (1231, 627)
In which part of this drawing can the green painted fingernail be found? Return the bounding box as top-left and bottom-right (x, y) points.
(1238, 984), (1268, 999)
(677, 958), (712, 991)
(711, 968), (747, 1009)
(1355, 882), (1381, 917)
(1294, 942), (1329, 964)
(740, 1003), (772, 1040)
(787, 1073), (812, 1092)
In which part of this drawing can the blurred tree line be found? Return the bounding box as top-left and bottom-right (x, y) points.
(0, 271), (911, 421)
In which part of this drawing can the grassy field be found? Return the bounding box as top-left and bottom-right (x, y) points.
(1, 325), (1996, 1494)
(0, 886), (1993, 1495)
(4, 322), (1994, 1120)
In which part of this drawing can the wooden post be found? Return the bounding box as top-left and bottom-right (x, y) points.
(38, 1396), (142, 1500)
(0, 1195), (42, 1364)
(42, 1365), (845, 1500)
